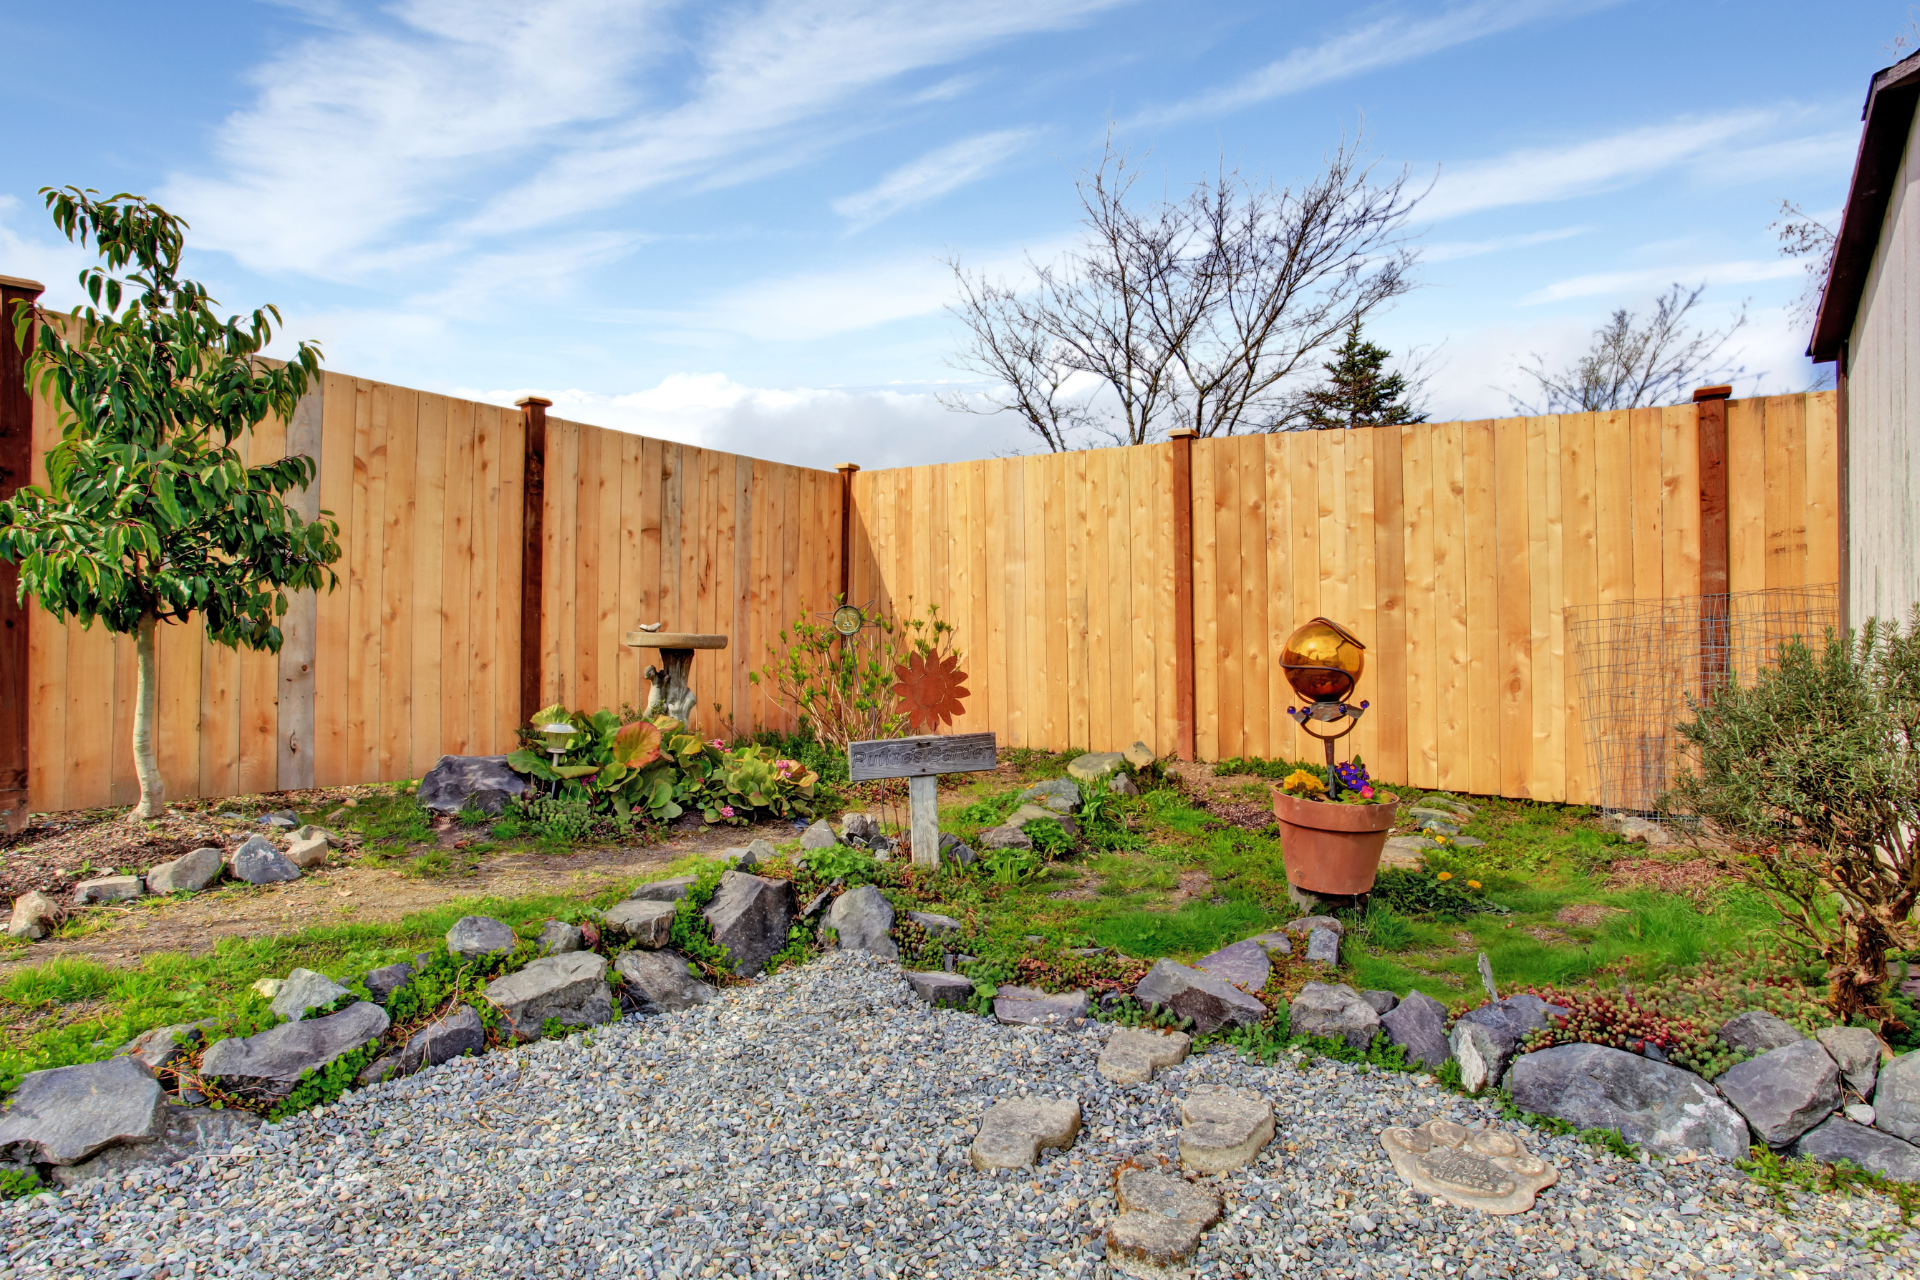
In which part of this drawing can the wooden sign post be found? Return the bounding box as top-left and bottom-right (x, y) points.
(847, 732), (998, 868)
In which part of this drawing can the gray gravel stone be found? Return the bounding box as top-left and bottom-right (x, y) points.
(1134, 958), (1267, 1035)
(199, 1001), (391, 1103)
(827, 883), (898, 960)
(1717, 1038), (1843, 1147)
(231, 835), (300, 884)
(484, 951), (613, 1040)
(1508, 1042), (1752, 1157)
(0, 1057), (166, 1165)
(703, 870), (795, 977)
(418, 753), (528, 814)
(146, 847), (225, 894)
(614, 949), (717, 1014)
(446, 914), (518, 960)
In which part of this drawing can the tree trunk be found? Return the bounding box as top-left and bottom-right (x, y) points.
(132, 611), (164, 819)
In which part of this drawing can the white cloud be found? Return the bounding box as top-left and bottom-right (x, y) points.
(1521, 259), (1803, 305)
(1136, 0), (1617, 125)
(833, 129), (1037, 229)
(455, 372), (1031, 469)
(0, 197), (101, 307)
(1423, 226), (1587, 262)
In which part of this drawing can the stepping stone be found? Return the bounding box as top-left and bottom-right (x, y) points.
(1098, 1027), (1192, 1085)
(1015, 778), (1080, 813)
(1448, 835), (1486, 848)
(0, 1057), (167, 1166)
(1381, 836), (1428, 868)
(1380, 1119), (1558, 1214)
(970, 1097), (1081, 1170)
(1106, 1165), (1222, 1280)
(446, 915), (517, 960)
(1195, 939), (1270, 992)
(904, 970), (974, 1009)
(1178, 1085), (1274, 1173)
(602, 899), (676, 948)
(993, 985), (1089, 1027)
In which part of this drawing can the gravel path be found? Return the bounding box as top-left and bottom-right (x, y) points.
(6, 950), (1918, 1279)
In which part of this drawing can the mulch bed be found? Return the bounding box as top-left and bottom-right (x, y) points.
(1604, 856), (1730, 904)
(1201, 799), (1279, 831)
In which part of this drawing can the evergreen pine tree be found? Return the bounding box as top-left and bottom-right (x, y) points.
(1296, 320), (1427, 429)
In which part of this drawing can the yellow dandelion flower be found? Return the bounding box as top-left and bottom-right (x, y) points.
(1437, 871), (1453, 881)
(1467, 879), (1482, 890)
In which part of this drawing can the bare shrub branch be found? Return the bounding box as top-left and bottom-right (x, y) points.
(1510, 283), (1748, 414)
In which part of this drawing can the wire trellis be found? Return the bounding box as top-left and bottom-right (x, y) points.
(1568, 584), (1840, 816)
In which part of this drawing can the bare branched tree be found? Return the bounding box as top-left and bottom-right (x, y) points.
(940, 134), (1421, 449)
(1771, 197), (1837, 331)
(1510, 284), (1748, 414)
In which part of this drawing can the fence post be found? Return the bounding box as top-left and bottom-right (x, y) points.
(516, 396), (551, 725)
(1169, 428), (1198, 761)
(835, 462), (859, 605)
(0, 276), (42, 832)
(1693, 384), (1732, 695)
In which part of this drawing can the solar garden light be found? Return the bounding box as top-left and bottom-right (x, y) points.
(1281, 617), (1369, 799)
(541, 721), (578, 792)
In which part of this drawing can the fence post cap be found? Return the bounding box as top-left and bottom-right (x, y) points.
(1168, 427), (1200, 439)
(835, 462), (861, 473)
(1690, 385), (1733, 402)
(0, 276), (45, 294)
(514, 395), (553, 409)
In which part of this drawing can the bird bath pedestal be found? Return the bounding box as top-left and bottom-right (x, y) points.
(624, 631), (728, 729)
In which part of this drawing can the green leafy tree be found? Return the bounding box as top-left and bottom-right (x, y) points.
(1295, 320), (1427, 430)
(1664, 613), (1920, 1031)
(0, 188), (342, 819)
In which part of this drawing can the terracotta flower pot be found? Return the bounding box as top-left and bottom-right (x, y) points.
(1270, 786), (1399, 895)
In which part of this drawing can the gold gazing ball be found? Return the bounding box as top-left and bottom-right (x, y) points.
(1280, 617), (1366, 703)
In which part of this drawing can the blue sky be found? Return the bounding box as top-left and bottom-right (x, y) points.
(0, 1), (1897, 469)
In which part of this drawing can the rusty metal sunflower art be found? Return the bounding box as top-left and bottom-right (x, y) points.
(893, 650), (970, 734)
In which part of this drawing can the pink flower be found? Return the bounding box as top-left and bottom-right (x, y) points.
(710, 738), (726, 749)
(721, 805), (736, 818)
(1361, 786), (1375, 799)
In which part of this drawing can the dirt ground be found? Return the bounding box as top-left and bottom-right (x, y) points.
(0, 815), (788, 978)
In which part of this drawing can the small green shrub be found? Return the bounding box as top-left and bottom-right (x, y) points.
(0, 1167), (45, 1200)
(668, 860), (736, 979)
(1371, 867), (1508, 919)
(949, 791), (1018, 830)
(1023, 818), (1073, 859)
(980, 844), (1044, 885)
(1215, 755), (1328, 782)
(802, 845), (885, 885)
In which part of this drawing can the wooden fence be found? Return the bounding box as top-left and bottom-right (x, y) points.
(2, 297), (1836, 813)
(849, 392), (1839, 806)
(19, 371), (843, 812)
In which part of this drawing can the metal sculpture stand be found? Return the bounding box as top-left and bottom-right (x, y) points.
(1284, 699), (1369, 798)
(624, 630), (728, 729)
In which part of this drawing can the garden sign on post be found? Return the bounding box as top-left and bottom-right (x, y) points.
(847, 733), (997, 868)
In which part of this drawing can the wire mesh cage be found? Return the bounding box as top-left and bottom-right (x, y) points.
(1568, 584), (1840, 816)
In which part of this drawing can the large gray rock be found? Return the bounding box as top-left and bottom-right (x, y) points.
(231, 836), (301, 885)
(446, 915), (518, 961)
(799, 819), (839, 850)
(1196, 939), (1271, 993)
(114, 1022), (211, 1074)
(484, 951), (613, 1041)
(1816, 1026), (1883, 1098)
(418, 754), (529, 815)
(905, 970), (975, 1009)
(1790, 1115), (1920, 1181)
(1304, 928), (1340, 965)
(827, 884), (897, 960)
(270, 969), (350, 1021)
(359, 1005), (486, 1086)
(1015, 778), (1080, 814)
(993, 986), (1090, 1026)
(73, 874), (144, 906)
(840, 812), (882, 844)
(615, 949), (717, 1014)
(1719, 1010), (1807, 1055)
(702, 870), (795, 977)
(602, 899), (676, 948)
(7, 889), (58, 940)
(1509, 1042), (1750, 1157)
(285, 834), (330, 870)
(363, 959), (417, 1003)
(629, 875), (696, 902)
(0, 1057), (167, 1165)
(907, 910), (962, 936)
(199, 1002), (391, 1103)
(1134, 958), (1268, 1035)
(1877, 1051), (1920, 1143)
(1067, 751), (1124, 781)
(536, 919), (585, 955)
(1288, 982), (1381, 1051)
(976, 825), (1033, 851)
(147, 847), (225, 894)
(1461, 994), (1564, 1044)
(50, 1104), (264, 1188)
(1282, 915), (1345, 939)
(1361, 990), (1399, 1015)
(1380, 990), (1451, 1069)
(1716, 1039), (1843, 1147)
(1449, 1020), (1518, 1094)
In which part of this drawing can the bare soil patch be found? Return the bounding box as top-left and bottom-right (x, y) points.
(1605, 856), (1729, 904)
(1555, 903), (1629, 928)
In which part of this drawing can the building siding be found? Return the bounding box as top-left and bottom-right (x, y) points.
(1848, 104), (1920, 630)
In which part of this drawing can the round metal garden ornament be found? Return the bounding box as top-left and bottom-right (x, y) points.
(831, 604), (865, 636)
(1280, 616), (1366, 704)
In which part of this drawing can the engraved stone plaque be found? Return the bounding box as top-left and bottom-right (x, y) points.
(1380, 1118), (1557, 1214)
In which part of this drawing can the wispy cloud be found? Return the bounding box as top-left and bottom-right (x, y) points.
(1521, 259), (1802, 306)
(1135, 0), (1616, 125)
(1424, 226), (1587, 262)
(1422, 111), (1782, 221)
(832, 129), (1037, 229)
